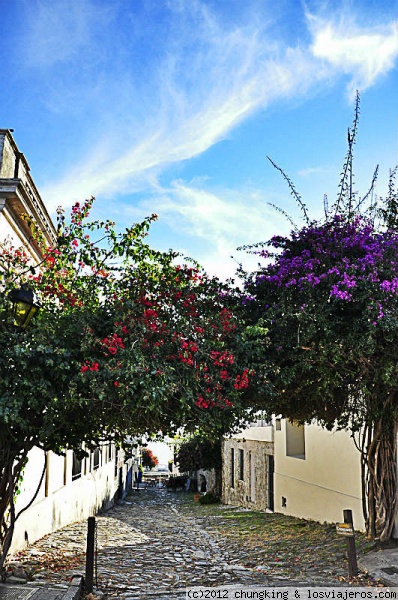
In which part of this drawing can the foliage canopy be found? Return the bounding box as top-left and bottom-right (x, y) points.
(0, 198), (252, 565)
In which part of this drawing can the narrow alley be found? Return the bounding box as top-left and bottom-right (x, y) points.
(12, 488), (378, 599)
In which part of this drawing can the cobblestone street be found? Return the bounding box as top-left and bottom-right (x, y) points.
(12, 488), (379, 599)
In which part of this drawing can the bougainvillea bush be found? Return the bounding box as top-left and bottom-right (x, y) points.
(0, 198), (252, 567)
(240, 201), (398, 541)
(238, 101), (398, 540)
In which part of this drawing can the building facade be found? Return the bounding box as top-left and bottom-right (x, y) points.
(0, 129), (56, 259)
(222, 420), (274, 511)
(273, 419), (365, 530)
(223, 415), (398, 537)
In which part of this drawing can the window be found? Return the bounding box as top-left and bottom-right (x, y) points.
(239, 449), (244, 481)
(286, 421), (306, 459)
(114, 449), (119, 477)
(72, 452), (82, 480)
(230, 448), (235, 488)
(93, 447), (101, 470)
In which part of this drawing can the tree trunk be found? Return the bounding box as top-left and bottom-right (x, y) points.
(0, 448), (30, 572)
(1, 466), (16, 574)
(364, 409), (397, 542)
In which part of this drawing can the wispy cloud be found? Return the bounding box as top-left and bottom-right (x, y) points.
(307, 12), (398, 97)
(41, 45), (316, 208)
(116, 179), (292, 279)
(20, 0), (397, 212)
(39, 12), (319, 207)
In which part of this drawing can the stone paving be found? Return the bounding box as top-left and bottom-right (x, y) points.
(11, 488), (381, 599)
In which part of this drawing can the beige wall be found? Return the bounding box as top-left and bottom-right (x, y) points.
(222, 419), (376, 534)
(274, 419), (365, 531)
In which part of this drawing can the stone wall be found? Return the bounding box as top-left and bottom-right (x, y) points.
(222, 437), (273, 511)
(0, 130), (18, 178)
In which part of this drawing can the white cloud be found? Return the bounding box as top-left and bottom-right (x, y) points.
(41, 47), (319, 208)
(308, 15), (398, 96)
(117, 180), (292, 280)
(34, 1), (398, 213)
(297, 165), (333, 178)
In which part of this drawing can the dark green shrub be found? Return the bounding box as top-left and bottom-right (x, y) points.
(198, 492), (220, 505)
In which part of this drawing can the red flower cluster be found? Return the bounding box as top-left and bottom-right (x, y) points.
(114, 322), (130, 335)
(102, 333), (125, 355)
(143, 308), (159, 332)
(234, 369), (250, 389)
(219, 308), (236, 333)
(43, 281), (81, 307)
(70, 199), (92, 225)
(177, 339), (199, 366)
(138, 296), (153, 307)
(81, 361), (99, 373)
(196, 396), (215, 409)
(42, 247), (60, 268)
(210, 351), (234, 366)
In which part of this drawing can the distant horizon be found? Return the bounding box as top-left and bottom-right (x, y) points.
(1, 0), (397, 279)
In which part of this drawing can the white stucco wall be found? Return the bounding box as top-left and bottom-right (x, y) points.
(274, 420), (365, 531)
(11, 446), (133, 553)
(0, 129), (56, 260)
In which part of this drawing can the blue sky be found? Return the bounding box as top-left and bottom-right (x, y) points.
(1, 0), (397, 279)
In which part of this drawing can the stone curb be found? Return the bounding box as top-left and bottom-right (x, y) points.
(0, 580), (82, 600)
(358, 549), (398, 588)
(60, 576), (83, 600)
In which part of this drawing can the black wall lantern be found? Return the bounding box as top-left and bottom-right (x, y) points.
(9, 286), (41, 329)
